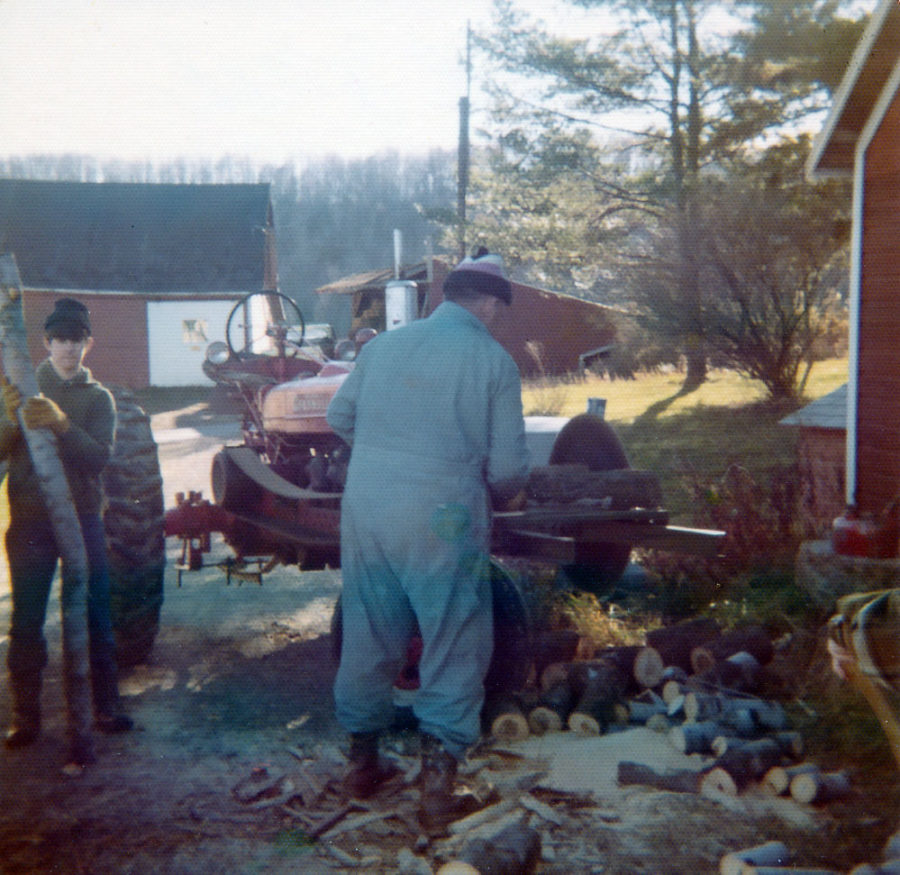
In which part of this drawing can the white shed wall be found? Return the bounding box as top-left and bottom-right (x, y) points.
(147, 300), (235, 386)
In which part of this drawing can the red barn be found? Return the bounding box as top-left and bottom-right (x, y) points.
(316, 256), (618, 380)
(0, 179), (277, 388)
(807, 0), (900, 520)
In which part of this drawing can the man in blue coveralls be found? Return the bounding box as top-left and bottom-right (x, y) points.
(326, 248), (530, 834)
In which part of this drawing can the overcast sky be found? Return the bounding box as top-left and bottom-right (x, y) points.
(0, 0), (596, 165)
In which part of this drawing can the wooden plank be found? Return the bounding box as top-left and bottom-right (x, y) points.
(494, 521), (724, 558)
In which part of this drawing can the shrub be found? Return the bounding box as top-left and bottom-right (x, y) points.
(637, 461), (804, 616)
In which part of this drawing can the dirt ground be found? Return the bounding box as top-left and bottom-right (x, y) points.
(0, 407), (896, 874)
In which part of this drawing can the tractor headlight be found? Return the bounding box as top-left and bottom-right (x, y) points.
(205, 341), (230, 365)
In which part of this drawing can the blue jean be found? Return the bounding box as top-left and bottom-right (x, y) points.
(6, 512), (122, 717)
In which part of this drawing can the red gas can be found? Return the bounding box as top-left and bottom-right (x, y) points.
(832, 506), (874, 557)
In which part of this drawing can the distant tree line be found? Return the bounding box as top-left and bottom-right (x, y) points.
(0, 150), (458, 337)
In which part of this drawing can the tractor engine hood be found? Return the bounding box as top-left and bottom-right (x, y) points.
(260, 361), (352, 434)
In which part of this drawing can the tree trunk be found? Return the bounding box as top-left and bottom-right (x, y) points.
(0, 254), (93, 759)
(682, 342), (707, 391)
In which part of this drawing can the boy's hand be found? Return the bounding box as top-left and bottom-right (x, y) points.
(1, 376), (22, 423)
(22, 396), (70, 435)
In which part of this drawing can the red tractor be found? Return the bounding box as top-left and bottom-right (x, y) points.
(164, 290), (723, 697)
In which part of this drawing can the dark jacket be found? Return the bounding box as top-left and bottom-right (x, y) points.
(0, 360), (116, 520)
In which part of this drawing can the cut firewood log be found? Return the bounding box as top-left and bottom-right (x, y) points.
(771, 731), (804, 758)
(526, 464), (662, 507)
(662, 678), (687, 706)
(484, 695), (530, 743)
(691, 624), (775, 675)
(763, 763), (821, 796)
(739, 869), (841, 875)
(667, 694), (687, 720)
(528, 680), (575, 735)
(692, 652), (763, 694)
(567, 659), (630, 735)
(660, 664), (690, 686)
(683, 691), (724, 723)
(701, 738), (788, 796)
(720, 841), (791, 875)
(616, 760), (702, 794)
(684, 693), (786, 734)
(713, 730), (801, 760)
(438, 822), (541, 875)
(646, 713), (672, 733)
(539, 661), (572, 693)
(532, 629), (581, 682)
(624, 691), (668, 725)
(646, 616), (722, 674)
(596, 645), (665, 692)
(790, 768), (851, 804)
(724, 651), (763, 687)
(885, 829), (900, 861)
(670, 720), (735, 755)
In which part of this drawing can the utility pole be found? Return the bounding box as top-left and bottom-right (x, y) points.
(457, 21), (471, 260)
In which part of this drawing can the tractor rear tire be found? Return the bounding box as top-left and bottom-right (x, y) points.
(330, 560), (531, 699)
(103, 388), (166, 667)
(549, 413), (633, 595)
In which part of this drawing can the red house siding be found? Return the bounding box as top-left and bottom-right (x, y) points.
(856, 96), (900, 514)
(24, 291), (150, 389)
(426, 260), (616, 379)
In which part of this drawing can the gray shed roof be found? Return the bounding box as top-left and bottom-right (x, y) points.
(0, 179), (272, 294)
(780, 383), (848, 429)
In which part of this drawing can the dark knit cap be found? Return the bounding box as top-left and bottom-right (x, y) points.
(45, 298), (92, 337)
(444, 247), (512, 305)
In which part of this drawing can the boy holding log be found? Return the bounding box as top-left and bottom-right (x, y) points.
(1, 298), (132, 765)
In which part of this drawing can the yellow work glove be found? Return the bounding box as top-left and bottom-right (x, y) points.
(1, 376), (22, 423)
(22, 395), (70, 435)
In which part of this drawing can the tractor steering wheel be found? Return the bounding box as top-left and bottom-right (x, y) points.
(225, 291), (306, 359)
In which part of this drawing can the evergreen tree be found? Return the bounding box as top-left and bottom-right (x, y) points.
(471, 0), (865, 392)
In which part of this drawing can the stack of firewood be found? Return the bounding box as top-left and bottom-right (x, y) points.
(483, 617), (853, 807)
(716, 830), (900, 874)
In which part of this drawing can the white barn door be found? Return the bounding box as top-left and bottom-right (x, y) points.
(147, 300), (234, 386)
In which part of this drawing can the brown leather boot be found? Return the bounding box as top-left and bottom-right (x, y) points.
(343, 732), (399, 799)
(417, 734), (483, 837)
(5, 669), (41, 750)
(4, 709), (40, 749)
